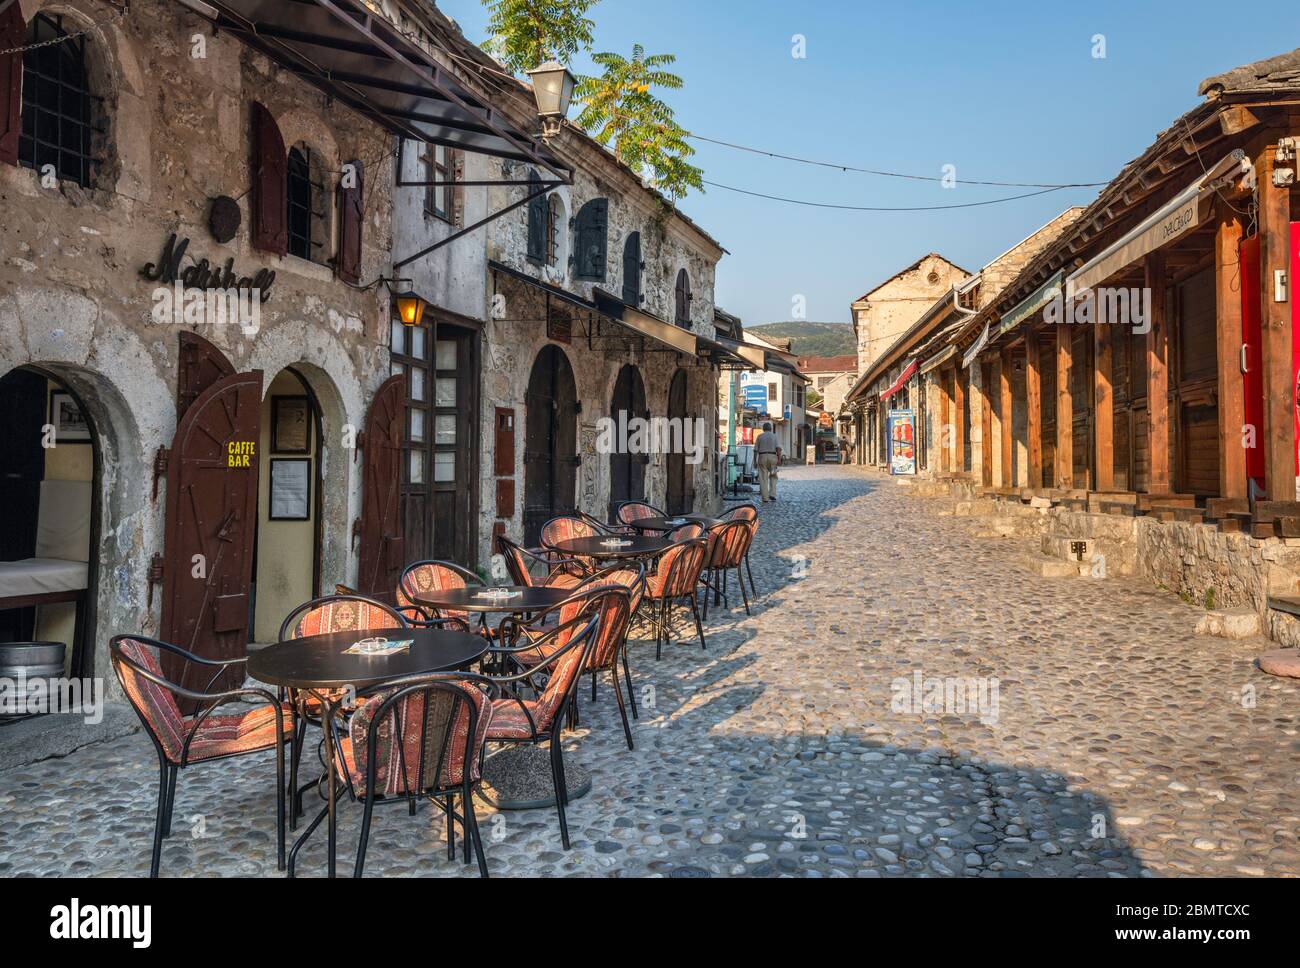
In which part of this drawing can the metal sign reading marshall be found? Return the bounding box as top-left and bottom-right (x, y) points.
(887, 409), (917, 476)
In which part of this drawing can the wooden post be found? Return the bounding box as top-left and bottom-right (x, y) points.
(1145, 251), (1171, 493)
(1000, 348), (1014, 486)
(1216, 208), (1246, 499)
(951, 364), (966, 475)
(938, 369), (951, 473)
(1094, 309), (1115, 491)
(1258, 145), (1295, 502)
(1055, 324), (1073, 488)
(981, 360), (994, 486)
(1025, 330), (1042, 488)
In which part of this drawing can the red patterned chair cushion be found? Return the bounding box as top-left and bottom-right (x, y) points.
(115, 639), (186, 763)
(487, 630), (587, 741)
(340, 681), (491, 797)
(187, 703), (290, 762)
(616, 503), (659, 527)
(646, 542), (706, 599)
(288, 600), (402, 639)
(540, 517), (599, 576)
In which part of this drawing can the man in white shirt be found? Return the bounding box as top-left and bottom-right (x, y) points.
(755, 422), (782, 502)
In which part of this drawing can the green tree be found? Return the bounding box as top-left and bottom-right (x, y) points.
(575, 45), (704, 200)
(481, 0), (597, 73)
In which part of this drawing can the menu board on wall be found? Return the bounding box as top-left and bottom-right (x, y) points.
(887, 410), (916, 476)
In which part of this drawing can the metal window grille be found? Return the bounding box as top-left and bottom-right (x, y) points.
(287, 146), (325, 261)
(18, 13), (103, 188)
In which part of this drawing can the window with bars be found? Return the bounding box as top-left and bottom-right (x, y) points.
(18, 13), (102, 188)
(287, 145), (327, 262)
(423, 143), (451, 221)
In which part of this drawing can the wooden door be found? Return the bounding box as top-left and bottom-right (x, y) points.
(608, 364), (647, 521)
(523, 346), (578, 545)
(356, 375), (405, 600)
(666, 368), (689, 514)
(1176, 267), (1219, 496)
(177, 332), (235, 419)
(159, 370), (262, 702)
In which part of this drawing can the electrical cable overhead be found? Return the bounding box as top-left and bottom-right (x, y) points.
(702, 180), (1077, 212)
(687, 133), (1108, 189)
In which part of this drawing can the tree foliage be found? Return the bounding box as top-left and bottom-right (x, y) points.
(481, 0), (597, 72)
(574, 45), (703, 200)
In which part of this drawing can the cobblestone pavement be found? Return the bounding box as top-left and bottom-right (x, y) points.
(2, 465), (1298, 877)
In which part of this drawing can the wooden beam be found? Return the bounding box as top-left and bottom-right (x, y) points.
(1145, 251), (1171, 493)
(1094, 312), (1115, 491)
(1216, 208), (1246, 499)
(1055, 324), (1073, 487)
(1026, 329), (1042, 488)
(939, 367), (952, 473)
(981, 361), (993, 486)
(952, 364), (966, 474)
(1000, 348), (1014, 487)
(1258, 143), (1296, 501)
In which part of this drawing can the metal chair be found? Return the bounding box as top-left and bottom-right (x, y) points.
(278, 594), (409, 828)
(642, 536), (709, 659)
(494, 533), (585, 591)
(720, 503), (760, 595)
(475, 597), (614, 849)
(289, 675), (494, 878)
(110, 635), (289, 877)
(700, 519), (756, 618)
(395, 560), (484, 630)
(615, 501), (665, 531)
(539, 515), (601, 576)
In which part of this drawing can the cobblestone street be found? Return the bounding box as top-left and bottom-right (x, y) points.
(2, 465), (1298, 878)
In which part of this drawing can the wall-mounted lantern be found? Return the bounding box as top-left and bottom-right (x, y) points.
(527, 61), (577, 141)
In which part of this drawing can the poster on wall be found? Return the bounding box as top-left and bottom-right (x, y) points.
(269, 458), (311, 520)
(887, 409), (916, 476)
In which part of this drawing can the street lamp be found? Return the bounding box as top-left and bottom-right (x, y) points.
(393, 289), (427, 327)
(527, 61), (576, 141)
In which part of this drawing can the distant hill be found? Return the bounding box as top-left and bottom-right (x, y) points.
(748, 321), (855, 357)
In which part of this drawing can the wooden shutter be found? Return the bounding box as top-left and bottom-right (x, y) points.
(526, 171), (546, 262)
(176, 332), (235, 420)
(675, 269), (692, 326)
(159, 370), (263, 709)
(356, 375), (406, 600)
(250, 101), (288, 256)
(450, 149), (465, 228)
(575, 198), (608, 280)
(0, 3), (24, 167)
(336, 157), (364, 285)
(622, 232), (642, 304)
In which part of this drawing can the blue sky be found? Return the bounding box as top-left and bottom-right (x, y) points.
(439, 1), (1293, 325)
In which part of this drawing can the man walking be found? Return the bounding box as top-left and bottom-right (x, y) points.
(756, 422), (782, 502)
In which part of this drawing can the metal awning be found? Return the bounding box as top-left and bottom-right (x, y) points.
(696, 333), (757, 370)
(961, 321), (990, 369)
(591, 290), (698, 355)
(1068, 149), (1251, 296)
(189, 0), (569, 176)
(880, 359), (918, 401)
(919, 346), (956, 375)
(1001, 270), (1064, 336)
(717, 337), (766, 369)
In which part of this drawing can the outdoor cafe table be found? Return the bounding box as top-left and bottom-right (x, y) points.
(247, 627), (488, 878)
(547, 534), (672, 561)
(407, 584), (571, 619)
(631, 514), (721, 533)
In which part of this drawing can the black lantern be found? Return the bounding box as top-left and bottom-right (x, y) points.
(394, 290), (427, 327)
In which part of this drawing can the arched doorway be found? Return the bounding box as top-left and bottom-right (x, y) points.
(524, 346), (578, 546)
(0, 366), (100, 679)
(666, 368), (689, 515)
(251, 368), (324, 643)
(608, 364), (647, 522)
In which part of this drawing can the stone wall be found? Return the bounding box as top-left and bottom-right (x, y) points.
(850, 254), (966, 376)
(0, 0), (395, 678)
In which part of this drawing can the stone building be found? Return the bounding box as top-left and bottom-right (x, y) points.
(850, 252), (966, 377)
(0, 0), (412, 690)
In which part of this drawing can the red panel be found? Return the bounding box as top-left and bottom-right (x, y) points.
(250, 102), (288, 256)
(1293, 224), (1300, 478)
(356, 375), (406, 599)
(1240, 236), (1263, 490)
(336, 157), (364, 284)
(0, 4), (24, 166)
(159, 370), (264, 708)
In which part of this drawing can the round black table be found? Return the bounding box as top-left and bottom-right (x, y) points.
(548, 535), (671, 560)
(407, 585), (571, 615)
(633, 514), (720, 533)
(248, 627), (488, 878)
